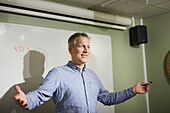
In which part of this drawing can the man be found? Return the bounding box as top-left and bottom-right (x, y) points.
(14, 32), (150, 113)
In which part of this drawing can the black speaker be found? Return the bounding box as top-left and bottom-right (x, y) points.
(129, 25), (148, 46)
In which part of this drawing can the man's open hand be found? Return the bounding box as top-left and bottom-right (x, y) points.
(13, 85), (28, 108)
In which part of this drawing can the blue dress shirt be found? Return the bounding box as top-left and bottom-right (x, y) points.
(26, 61), (136, 113)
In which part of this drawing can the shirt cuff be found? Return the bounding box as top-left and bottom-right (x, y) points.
(130, 87), (136, 96)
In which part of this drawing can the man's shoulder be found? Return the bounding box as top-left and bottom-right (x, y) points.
(50, 64), (72, 73)
(50, 65), (67, 72)
(45, 65), (68, 79)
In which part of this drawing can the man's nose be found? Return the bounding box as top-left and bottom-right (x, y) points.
(83, 46), (88, 53)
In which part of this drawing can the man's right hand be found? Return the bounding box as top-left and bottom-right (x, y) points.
(13, 85), (28, 108)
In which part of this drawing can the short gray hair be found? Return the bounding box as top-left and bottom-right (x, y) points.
(68, 32), (89, 47)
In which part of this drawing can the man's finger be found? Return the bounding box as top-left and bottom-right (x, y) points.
(13, 95), (19, 101)
(140, 80), (145, 84)
(15, 85), (21, 94)
(14, 98), (21, 105)
(22, 101), (28, 108)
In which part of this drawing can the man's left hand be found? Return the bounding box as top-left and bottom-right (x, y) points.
(133, 80), (150, 94)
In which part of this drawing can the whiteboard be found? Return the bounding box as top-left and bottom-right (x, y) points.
(0, 22), (114, 113)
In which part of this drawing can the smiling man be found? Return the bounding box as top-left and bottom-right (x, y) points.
(68, 33), (90, 69)
(14, 32), (150, 113)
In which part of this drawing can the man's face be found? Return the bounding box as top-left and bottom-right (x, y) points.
(69, 36), (90, 67)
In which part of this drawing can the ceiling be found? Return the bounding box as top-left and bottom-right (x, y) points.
(53, 0), (170, 18)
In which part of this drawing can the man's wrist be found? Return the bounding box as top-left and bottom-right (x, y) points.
(133, 87), (137, 94)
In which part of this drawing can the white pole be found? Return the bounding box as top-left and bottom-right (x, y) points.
(131, 17), (135, 27)
(140, 18), (150, 113)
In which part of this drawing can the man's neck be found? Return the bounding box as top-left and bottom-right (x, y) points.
(71, 61), (85, 70)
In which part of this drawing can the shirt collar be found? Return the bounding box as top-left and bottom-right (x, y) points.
(67, 61), (86, 72)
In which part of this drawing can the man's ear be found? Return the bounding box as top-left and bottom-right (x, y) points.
(68, 46), (72, 55)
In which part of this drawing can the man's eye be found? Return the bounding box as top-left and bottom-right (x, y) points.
(78, 46), (83, 48)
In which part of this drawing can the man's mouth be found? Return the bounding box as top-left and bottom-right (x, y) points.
(81, 54), (88, 57)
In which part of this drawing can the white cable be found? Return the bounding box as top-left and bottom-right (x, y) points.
(140, 18), (150, 113)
